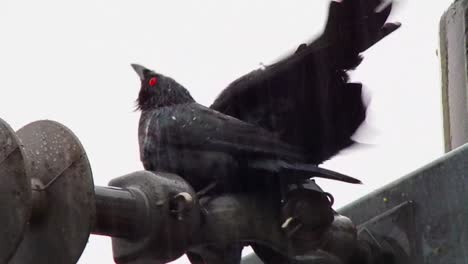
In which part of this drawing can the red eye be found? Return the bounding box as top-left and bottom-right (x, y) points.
(149, 77), (158, 86)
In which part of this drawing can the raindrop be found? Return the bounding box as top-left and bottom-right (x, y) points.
(259, 62), (266, 70)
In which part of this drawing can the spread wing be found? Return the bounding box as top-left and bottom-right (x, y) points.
(210, 0), (400, 164)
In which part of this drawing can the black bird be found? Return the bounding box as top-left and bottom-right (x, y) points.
(132, 65), (356, 264)
(133, 0), (399, 262)
(133, 64), (360, 195)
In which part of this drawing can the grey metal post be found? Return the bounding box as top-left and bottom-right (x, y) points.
(440, 0), (468, 152)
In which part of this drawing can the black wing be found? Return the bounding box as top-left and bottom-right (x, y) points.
(211, 0), (400, 164)
(144, 103), (308, 162)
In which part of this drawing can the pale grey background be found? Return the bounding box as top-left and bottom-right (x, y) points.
(0, 0), (453, 263)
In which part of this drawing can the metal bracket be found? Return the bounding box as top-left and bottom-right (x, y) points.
(357, 201), (414, 263)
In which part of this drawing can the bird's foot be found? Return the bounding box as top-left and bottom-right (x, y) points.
(169, 192), (194, 221)
(280, 184), (335, 239)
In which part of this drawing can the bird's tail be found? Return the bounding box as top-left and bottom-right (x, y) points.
(249, 160), (361, 184)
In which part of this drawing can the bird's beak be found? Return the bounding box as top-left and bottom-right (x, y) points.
(131, 63), (148, 81)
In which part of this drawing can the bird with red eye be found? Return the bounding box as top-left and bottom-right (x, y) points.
(132, 64), (194, 110)
(149, 77), (158, 87)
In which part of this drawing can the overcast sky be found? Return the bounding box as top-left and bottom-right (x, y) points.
(0, 0), (455, 263)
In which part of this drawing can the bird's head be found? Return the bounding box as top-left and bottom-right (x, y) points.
(131, 64), (194, 111)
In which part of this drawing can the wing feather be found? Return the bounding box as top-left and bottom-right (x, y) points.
(211, 0), (399, 163)
(150, 104), (308, 162)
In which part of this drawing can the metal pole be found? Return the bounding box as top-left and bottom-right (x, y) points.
(440, 0), (468, 152)
(93, 186), (148, 239)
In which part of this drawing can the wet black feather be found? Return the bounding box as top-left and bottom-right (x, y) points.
(211, 0), (399, 164)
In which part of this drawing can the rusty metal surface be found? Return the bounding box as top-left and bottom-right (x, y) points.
(0, 118), (30, 263)
(9, 120), (95, 264)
